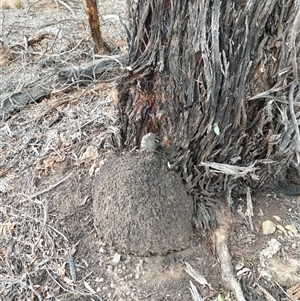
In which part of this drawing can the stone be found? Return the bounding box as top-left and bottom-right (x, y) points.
(92, 152), (193, 256)
(80, 145), (99, 161)
(262, 220), (276, 235)
(285, 224), (298, 234)
(112, 253), (121, 264)
(276, 224), (287, 235)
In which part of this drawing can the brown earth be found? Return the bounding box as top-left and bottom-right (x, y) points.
(1, 1), (300, 301)
(92, 151), (193, 256)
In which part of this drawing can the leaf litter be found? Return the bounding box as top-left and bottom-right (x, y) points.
(1, 1), (300, 301)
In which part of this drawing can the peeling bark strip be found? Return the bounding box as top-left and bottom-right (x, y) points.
(117, 0), (300, 228)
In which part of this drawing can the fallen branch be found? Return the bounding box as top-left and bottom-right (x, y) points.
(0, 53), (128, 118)
(0, 86), (52, 118)
(57, 53), (128, 83)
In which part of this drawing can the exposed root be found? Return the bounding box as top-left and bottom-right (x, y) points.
(213, 201), (246, 301)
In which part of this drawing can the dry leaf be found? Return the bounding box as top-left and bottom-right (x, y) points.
(185, 262), (211, 287)
(57, 264), (66, 277)
(62, 276), (74, 285)
(84, 281), (96, 294)
(189, 281), (203, 301)
(287, 282), (300, 300)
(285, 224), (298, 234)
(217, 293), (226, 301)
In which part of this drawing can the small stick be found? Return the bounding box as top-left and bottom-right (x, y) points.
(68, 247), (77, 282)
(245, 187), (254, 231)
(29, 172), (73, 199)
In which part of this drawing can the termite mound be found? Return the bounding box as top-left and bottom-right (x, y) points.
(92, 151), (193, 256)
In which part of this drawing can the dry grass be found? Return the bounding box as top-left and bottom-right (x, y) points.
(0, 0), (127, 299)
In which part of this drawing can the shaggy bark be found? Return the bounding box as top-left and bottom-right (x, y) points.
(117, 0), (300, 229)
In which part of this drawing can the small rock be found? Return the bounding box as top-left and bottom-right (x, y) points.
(140, 133), (160, 151)
(262, 220), (276, 235)
(260, 238), (281, 259)
(112, 253), (121, 264)
(235, 262), (244, 271)
(285, 224), (298, 234)
(135, 273), (140, 279)
(80, 145), (99, 160)
(276, 224), (287, 235)
(273, 215), (282, 222)
(99, 247), (106, 254)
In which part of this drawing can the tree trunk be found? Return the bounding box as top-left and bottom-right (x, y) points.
(117, 0), (300, 229)
(84, 0), (108, 54)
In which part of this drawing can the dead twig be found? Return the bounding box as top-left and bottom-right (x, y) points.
(55, 0), (76, 18)
(28, 172), (73, 199)
(273, 280), (294, 301)
(67, 247), (77, 282)
(245, 187), (254, 231)
(255, 282), (277, 301)
(189, 281), (203, 301)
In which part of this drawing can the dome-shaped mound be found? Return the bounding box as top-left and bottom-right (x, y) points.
(92, 152), (193, 256)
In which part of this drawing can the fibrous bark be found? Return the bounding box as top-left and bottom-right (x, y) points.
(117, 0), (300, 229)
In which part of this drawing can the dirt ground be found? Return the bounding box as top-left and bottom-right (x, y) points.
(1, 1), (300, 301)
